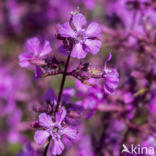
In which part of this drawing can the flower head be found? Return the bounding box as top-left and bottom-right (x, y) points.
(19, 37), (52, 68)
(34, 108), (77, 155)
(103, 53), (119, 94)
(58, 13), (102, 59)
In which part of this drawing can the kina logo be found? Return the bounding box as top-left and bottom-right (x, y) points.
(121, 144), (155, 155)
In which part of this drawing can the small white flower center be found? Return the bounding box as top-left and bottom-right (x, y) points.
(49, 125), (64, 140)
(76, 29), (86, 42)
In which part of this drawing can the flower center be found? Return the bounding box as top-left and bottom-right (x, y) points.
(76, 30), (86, 42)
(49, 125), (64, 140)
(52, 126), (59, 133)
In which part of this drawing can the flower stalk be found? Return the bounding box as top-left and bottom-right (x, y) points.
(55, 51), (71, 113)
(43, 142), (49, 156)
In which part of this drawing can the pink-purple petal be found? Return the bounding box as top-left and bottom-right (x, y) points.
(51, 139), (64, 155)
(58, 23), (76, 38)
(56, 108), (66, 124)
(62, 127), (77, 140)
(39, 41), (52, 57)
(85, 22), (102, 37)
(71, 43), (87, 59)
(34, 130), (49, 145)
(25, 37), (40, 55)
(72, 13), (87, 31)
(103, 52), (119, 94)
(85, 39), (101, 55)
(39, 113), (53, 128)
(104, 69), (119, 94)
(18, 53), (33, 67)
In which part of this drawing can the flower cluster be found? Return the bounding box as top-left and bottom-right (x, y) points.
(1, 0), (156, 155)
(17, 12), (119, 155)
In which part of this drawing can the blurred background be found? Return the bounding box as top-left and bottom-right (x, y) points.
(0, 0), (156, 156)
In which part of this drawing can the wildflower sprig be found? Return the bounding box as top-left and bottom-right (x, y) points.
(19, 11), (119, 156)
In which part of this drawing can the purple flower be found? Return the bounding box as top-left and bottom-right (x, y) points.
(58, 13), (102, 59)
(75, 79), (104, 118)
(34, 108), (77, 155)
(62, 87), (75, 103)
(103, 53), (119, 94)
(19, 37), (52, 68)
(82, 96), (97, 110)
